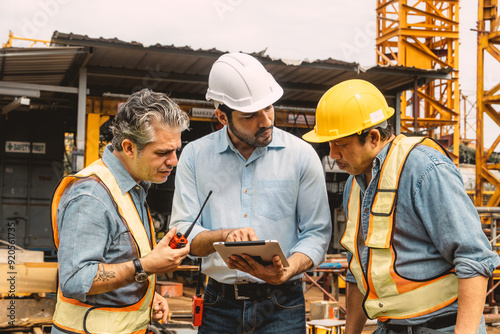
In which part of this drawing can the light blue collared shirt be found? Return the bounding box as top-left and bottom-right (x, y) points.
(343, 138), (500, 325)
(171, 126), (332, 284)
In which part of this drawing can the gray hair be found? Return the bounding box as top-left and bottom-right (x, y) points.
(110, 89), (190, 152)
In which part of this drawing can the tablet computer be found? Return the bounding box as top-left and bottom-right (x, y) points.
(213, 240), (289, 267)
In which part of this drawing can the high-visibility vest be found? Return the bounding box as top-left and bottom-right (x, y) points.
(51, 159), (157, 334)
(340, 135), (459, 321)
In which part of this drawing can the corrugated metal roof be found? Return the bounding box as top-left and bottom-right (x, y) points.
(49, 31), (452, 107)
(0, 31), (453, 113)
(0, 46), (88, 85)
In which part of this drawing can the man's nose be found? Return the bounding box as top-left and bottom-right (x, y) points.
(166, 151), (178, 167)
(329, 142), (341, 160)
(258, 111), (273, 128)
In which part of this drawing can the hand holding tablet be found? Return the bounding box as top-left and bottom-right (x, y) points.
(213, 240), (290, 267)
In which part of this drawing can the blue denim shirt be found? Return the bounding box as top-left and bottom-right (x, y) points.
(55, 145), (152, 306)
(343, 140), (500, 324)
(170, 126), (332, 284)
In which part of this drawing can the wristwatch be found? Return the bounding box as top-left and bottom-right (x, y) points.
(133, 258), (148, 283)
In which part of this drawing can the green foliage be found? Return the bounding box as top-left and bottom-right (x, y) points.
(459, 144), (500, 164)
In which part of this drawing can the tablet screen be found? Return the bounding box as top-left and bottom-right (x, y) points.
(213, 240), (289, 267)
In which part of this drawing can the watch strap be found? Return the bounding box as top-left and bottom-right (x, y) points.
(133, 258), (144, 274)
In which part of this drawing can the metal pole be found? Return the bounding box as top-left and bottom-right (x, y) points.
(76, 67), (87, 171)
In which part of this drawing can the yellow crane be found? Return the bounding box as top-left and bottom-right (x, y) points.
(376, 0), (460, 163)
(476, 0), (500, 207)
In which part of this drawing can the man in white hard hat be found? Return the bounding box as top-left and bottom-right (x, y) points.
(303, 79), (500, 334)
(170, 52), (332, 333)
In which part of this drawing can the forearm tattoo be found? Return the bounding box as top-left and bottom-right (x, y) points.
(94, 263), (116, 282)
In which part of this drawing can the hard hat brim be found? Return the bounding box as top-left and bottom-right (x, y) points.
(302, 117), (393, 143)
(207, 85), (283, 113)
(302, 128), (339, 143)
(233, 86), (284, 113)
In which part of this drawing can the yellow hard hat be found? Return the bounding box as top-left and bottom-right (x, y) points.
(303, 79), (394, 143)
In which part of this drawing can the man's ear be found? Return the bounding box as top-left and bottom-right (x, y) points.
(121, 139), (136, 159)
(214, 109), (229, 126)
(367, 129), (381, 147)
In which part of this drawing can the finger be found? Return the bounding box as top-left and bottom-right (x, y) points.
(273, 255), (282, 268)
(228, 256), (246, 270)
(240, 254), (261, 267)
(230, 232), (242, 242)
(162, 309), (169, 324)
(178, 245), (190, 256)
(247, 231), (259, 241)
(163, 226), (177, 242)
(162, 302), (170, 323)
(152, 311), (162, 321)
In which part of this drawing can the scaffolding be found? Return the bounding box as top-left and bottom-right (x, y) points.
(376, 0), (460, 162)
(476, 0), (500, 207)
(2, 31), (50, 48)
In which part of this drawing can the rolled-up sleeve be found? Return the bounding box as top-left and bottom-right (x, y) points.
(57, 190), (115, 301)
(414, 157), (500, 279)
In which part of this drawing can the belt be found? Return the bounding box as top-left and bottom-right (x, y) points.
(384, 312), (457, 332)
(207, 278), (301, 300)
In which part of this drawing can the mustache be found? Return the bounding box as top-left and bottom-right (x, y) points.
(159, 166), (174, 172)
(255, 126), (273, 136)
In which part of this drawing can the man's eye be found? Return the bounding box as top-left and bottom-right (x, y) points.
(157, 151), (172, 156)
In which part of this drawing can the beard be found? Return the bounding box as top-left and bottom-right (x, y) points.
(228, 122), (273, 147)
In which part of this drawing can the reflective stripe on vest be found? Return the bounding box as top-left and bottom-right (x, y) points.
(51, 159), (156, 334)
(341, 135), (458, 321)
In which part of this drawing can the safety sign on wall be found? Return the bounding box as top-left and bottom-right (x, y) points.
(5, 141), (46, 154)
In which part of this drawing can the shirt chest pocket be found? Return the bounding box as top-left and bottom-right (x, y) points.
(257, 180), (295, 221)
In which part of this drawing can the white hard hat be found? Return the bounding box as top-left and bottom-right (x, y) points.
(206, 52), (284, 113)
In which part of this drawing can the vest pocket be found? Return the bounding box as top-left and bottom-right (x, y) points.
(257, 180), (295, 221)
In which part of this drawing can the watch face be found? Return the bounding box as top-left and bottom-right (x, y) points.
(135, 272), (148, 283)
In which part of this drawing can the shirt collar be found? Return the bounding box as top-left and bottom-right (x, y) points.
(215, 126), (286, 154)
(353, 140), (392, 190)
(102, 145), (150, 195)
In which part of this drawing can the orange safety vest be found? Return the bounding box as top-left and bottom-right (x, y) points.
(340, 135), (459, 321)
(51, 159), (157, 334)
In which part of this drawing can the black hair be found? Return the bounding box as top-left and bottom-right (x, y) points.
(357, 122), (394, 144)
(217, 104), (234, 122)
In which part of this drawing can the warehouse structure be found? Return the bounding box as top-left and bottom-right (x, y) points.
(0, 30), (453, 252)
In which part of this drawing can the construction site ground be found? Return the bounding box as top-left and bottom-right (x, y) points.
(2, 280), (500, 333)
(164, 281), (500, 333)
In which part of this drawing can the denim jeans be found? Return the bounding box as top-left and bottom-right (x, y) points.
(372, 316), (487, 334)
(198, 282), (306, 334)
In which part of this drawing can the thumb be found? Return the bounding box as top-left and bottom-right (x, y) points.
(159, 226), (177, 245)
(273, 255), (282, 268)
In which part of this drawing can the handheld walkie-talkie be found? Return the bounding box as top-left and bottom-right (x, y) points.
(169, 190), (213, 249)
(192, 258), (204, 326)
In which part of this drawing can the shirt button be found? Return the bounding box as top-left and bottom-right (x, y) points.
(244, 189), (248, 194)
(244, 214), (248, 218)
(364, 208), (369, 213)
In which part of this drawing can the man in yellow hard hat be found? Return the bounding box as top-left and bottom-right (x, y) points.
(303, 79), (499, 334)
